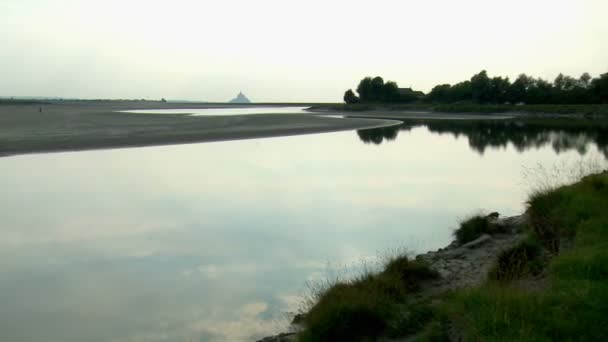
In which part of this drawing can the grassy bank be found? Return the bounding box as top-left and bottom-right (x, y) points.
(295, 171), (608, 341)
(310, 103), (608, 116)
(442, 171), (608, 341)
(298, 256), (438, 341)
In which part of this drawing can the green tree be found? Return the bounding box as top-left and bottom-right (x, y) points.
(579, 72), (592, 88)
(398, 87), (422, 103)
(383, 81), (400, 102)
(356, 77), (373, 102)
(355, 76), (406, 103)
(343, 89), (359, 104)
(426, 82), (472, 103)
(370, 76), (385, 101)
(553, 73), (590, 103)
(527, 78), (552, 104)
(490, 76), (511, 103)
(554, 73), (566, 92)
(509, 74), (533, 103)
(449, 81), (473, 102)
(471, 70), (492, 103)
(591, 73), (608, 103)
(426, 84), (452, 103)
(347, 70), (606, 105)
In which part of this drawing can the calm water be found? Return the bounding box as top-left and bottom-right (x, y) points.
(123, 107), (308, 116)
(1, 120), (606, 341)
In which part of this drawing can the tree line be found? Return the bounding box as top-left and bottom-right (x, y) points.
(344, 71), (608, 105)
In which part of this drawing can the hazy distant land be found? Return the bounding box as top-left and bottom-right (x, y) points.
(0, 100), (403, 157)
(9, 98), (586, 158)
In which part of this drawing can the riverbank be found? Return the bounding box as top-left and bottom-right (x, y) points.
(260, 214), (528, 342)
(6, 100), (592, 158)
(308, 103), (608, 118)
(0, 101), (399, 157)
(262, 171), (608, 341)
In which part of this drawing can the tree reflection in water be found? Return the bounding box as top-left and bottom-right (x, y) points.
(356, 119), (608, 158)
(356, 125), (409, 145)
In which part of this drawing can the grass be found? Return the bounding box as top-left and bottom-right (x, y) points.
(522, 157), (608, 199)
(444, 171), (608, 341)
(296, 171), (608, 341)
(454, 212), (505, 244)
(488, 237), (543, 281)
(298, 256), (437, 341)
(447, 279), (608, 341)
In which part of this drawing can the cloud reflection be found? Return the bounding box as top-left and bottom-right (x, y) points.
(1, 127), (606, 341)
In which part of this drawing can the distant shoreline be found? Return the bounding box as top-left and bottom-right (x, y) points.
(4, 100), (598, 158)
(307, 103), (608, 117)
(0, 101), (400, 158)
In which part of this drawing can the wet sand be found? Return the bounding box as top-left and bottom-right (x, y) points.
(0, 101), (400, 157)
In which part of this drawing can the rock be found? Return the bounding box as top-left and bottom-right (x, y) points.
(494, 213), (528, 233)
(461, 234), (492, 249)
(440, 247), (466, 258)
(437, 268), (452, 278)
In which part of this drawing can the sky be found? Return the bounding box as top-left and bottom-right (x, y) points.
(1, 0), (607, 102)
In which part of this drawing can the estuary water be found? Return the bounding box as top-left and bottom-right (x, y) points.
(123, 106), (308, 116)
(0, 119), (606, 341)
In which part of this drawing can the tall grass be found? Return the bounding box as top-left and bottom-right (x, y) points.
(488, 237), (543, 281)
(453, 212), (508, 244)
(454, 213), (492, 244)
(298, 255), (437, 341)
(446, 171), (608, 340)
(522, 157), (608, 196)
(294, 165), (608, 341)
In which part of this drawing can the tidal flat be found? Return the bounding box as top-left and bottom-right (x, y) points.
(0, 100), (524, 158)
(0, 101), (399, 157)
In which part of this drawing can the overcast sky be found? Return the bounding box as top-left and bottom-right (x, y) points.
(1, 0), (607, 102)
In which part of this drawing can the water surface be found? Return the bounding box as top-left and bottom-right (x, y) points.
(123, 106), (308, 116)
(1, 120), (606, 341)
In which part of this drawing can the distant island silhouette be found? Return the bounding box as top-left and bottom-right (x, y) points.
(229, 91), (251, 104)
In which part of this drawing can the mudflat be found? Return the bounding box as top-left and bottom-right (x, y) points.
(0, 101), (399, 157)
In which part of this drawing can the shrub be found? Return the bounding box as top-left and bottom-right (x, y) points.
(300, 256), (437, 341)
(489, 238), (542, 281)
(526, 189), (567, 252)
(454, 215), (490, 244)
(454, 213), (507, 244)
(383, 256), (439, 290)
(299, 281), (393, 341)
(447, 172), (608, 340)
